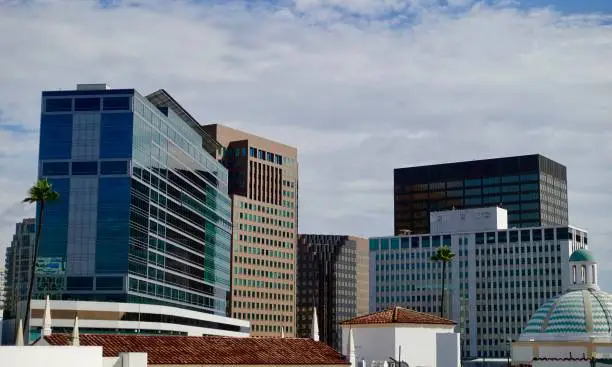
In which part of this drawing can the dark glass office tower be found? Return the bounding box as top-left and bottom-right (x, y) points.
(296, 235), (369, 352)
(394, 154), (568, 234)
(36, 84), (231, 315)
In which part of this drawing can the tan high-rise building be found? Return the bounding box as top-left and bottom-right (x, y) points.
(202, 124), (298, 337)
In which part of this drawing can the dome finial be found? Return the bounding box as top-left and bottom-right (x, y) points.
(568, 248), (598, 291)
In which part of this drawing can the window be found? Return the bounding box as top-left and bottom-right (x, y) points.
(258, 150), (265, 159)
(249, 147), (257, 157)
(275, 154), (283, 165)
(45, 98), (72, 112)
(483, 177), (501, 185)
(509, 231), (519, 242)
(521, 230), (530, 242)
(464, 178), (481, 187)
(532, 229), (542, 241)
(72, 161), (98, 175)
(42, 161), (69, 176)
(101, 161), (128, 175)
(96, 276), (124, 290)
(498, 231), (507, 243)
(266, 152), (274, 162)
(103, 97), (131, 111)
(502, 175), (519, 183)
(74, 97), (101, 111)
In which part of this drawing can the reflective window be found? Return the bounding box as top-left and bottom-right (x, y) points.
(74, 97), (101, 111)
(100, 112), (133, 158)
(39, 114), (73, 159)
(101, 161), (128, 175)
(42, 162), (69, 176)
(72, 161), (98, 175)
(45, 98), (72, 112)
(103, 97), (131, 111)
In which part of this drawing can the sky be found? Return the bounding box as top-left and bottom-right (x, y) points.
(0, 0), (612, 286)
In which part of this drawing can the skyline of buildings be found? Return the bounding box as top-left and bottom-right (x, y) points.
(394, 154), (569, 235)
(0, 82), (603, 363)
(203, 124), (299, 337)
(296, 234), (369, 351)
(370, 206), (587, 359)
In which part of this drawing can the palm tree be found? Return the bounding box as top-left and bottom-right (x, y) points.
(21, 178), (59, 343)
(431, 246), (455, 318)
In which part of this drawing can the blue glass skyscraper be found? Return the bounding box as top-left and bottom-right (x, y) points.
(36, 84), (232, 315)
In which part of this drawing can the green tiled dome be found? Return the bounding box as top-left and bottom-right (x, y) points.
(520, 289), (612, 340)
(569, 249), (596, 262)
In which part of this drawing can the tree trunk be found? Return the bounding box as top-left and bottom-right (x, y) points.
(22, 200), (45, 345)
(440, 261), (446, 318)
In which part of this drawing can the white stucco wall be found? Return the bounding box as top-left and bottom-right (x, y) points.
(436, 333), (460, 367)
(0, 346), (104, 367)
(342, 327), (395, 364)
(394, 326), (454, 367)
(342, 324), (457, 367)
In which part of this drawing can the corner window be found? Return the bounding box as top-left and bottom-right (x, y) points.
(100, 161), (128, 175)
(42, 161), (69, 176)
(45, 98), (72, 112)
(103, 97), (131, 111)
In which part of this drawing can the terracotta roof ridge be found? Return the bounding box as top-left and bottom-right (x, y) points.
(392, 306), (454, 323)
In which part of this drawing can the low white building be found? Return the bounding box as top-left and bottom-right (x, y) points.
(341, 306), (460, 367)
(2, 298), (250, 344)
(512, 249), (612, 367)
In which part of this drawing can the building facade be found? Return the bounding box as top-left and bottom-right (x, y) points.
(36, 84), (232, 316)
(2, 218), (36, 319)
(369, 207), (587, 360)
(394, 154), (568, 235)
(296, 235), (368, 351)
(202, 124), (298, 336)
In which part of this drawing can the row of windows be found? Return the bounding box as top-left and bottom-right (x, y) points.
(248, 147), (284, 165)
(45, 96), (131, 113)
(232, 288), (293, 302)
(401, 173), (541, 192)
(238, 200), (295, 219)
(475, 228), (586, 244)
(42, 160), (128, 176)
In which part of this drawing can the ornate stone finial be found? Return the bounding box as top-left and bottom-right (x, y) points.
(348, 328), (356, 367)
(311, 307), (319, 341)
(42, 295), (52, 336)
(15, 319), (24, 346)
(70, 316), (80, 346)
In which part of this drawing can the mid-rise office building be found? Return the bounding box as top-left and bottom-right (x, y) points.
(296, 235), (368, 351)
(394, 154), (568, 234)
(202, 124), (298, 336)
(36, 84), (232, 317)
(369, 206), (587, 360)
(2, 218), (36, 319)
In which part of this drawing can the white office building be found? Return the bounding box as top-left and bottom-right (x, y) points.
(369, 206), (588, 360)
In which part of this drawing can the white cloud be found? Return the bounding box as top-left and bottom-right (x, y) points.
(0, 0), (611, 285)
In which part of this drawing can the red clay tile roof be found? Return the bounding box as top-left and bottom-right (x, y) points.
(341, 306), (455, 326)
(44, 334), (349, 365)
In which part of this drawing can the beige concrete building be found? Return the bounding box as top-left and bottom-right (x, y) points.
(202, 124), (298, 337)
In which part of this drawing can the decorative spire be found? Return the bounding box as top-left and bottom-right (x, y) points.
(15, 319), (24, 346)
(42, 295), (52, 336)
(281, 327), (285, 338)
(311, 307), (319, 341)
(347, 328), (356, 367)
(69, 316), (80, 346)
